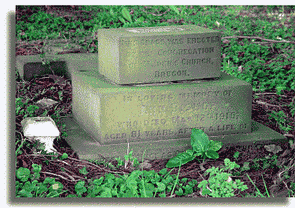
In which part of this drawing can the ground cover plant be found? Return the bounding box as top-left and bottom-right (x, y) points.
(15, 5), (295, 198)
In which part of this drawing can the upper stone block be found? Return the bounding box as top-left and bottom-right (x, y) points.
(98, 25), (221, 84)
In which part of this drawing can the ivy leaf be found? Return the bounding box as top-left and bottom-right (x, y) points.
(190, 128), (210, 153)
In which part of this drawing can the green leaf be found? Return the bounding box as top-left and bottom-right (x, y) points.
(110, 8), (115, 17)
(136, 16), (145, 23)
(155, 182), (166, 192)
(205, 150), (219, 159)
(32, 164), (42, 173)
(93, 177), (104, 186)
(122, 7), (132, 22)
(166, 151), (195, 168)
(202, 188), (211, 195)
(79, 167), (89, 175)
(75, 181), (87, 196)
(233, 151), (240, 159)
(175, 187), (184, 196)
(208, 140), (223, 152)
(184, 185), (193, 195)
(118, 17), (126, 24)
(61, 153), (68, 160)
(16, 167), (30, 182)
(43, 177), (55, 185)
(100, 187), (112, 197)
(158, 168), (167, 176)
(169, 5), (180, 15)
(66, 194), (77, 197)
(190, 128), (210, 153)
(185, 148), (194, 156)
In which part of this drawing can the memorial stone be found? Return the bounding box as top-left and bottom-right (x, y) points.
(98, 25), (221, 84)
(14, 25), (286, 161)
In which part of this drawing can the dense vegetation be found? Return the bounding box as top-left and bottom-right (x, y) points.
(15, 5), (295, 198)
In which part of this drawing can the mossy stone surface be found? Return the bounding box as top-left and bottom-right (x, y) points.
(98, 25), (221, 84)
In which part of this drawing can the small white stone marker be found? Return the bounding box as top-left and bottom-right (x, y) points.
(21, 117), (60, 153)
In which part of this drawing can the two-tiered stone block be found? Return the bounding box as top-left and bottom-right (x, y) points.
(98, 25), (221, 84)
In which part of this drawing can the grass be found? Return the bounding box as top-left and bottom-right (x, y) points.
(15, 5), (295, 198)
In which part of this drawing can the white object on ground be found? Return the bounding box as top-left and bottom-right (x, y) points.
(21, 117), (60, 153)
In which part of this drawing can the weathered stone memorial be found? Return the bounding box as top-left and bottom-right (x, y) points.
(97, 25), (221, 84)
(16, 25), (286, 161)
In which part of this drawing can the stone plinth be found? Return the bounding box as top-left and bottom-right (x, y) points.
(98, 25), (221, 84)
(62, 115), (286, 161)
(72, 68), (252, 145)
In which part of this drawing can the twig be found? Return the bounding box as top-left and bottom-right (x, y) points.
(222, 36), (295, 44)
(278, 161), (295, 180)
(179, 169), (200, 178)
(56, 171), (80, 182)
(255, 100), (281, 108)
(67, 156), (129, 175)
(41, 171), (75, 182)
(254, 92), (288, 97)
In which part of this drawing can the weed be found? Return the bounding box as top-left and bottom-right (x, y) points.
(251, 154), (281, 171)
(79, 167), (89, 175)
(16, 97), (39, 118)
(67, 168), (198, 198)
(233, 151), (240, 160)
(198, 158), (248, 197)
(16, 164), (67, 197)
(246, 173), (271, 197)
(60, 153), (68, 160)
(268, 111), (293, 133)
(166, 129), (223, 168)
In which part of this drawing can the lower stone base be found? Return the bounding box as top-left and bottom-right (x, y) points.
(62, 115), (286, 162)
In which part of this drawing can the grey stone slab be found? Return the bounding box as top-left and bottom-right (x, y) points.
(16, 53), (97, 81)
(98, 25), (221, 84)
(72, 67), (252, 145)
(62, 115), (286, 161)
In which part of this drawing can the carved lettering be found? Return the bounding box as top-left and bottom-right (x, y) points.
(104, 133), (127, 140)
(155, 70), (188, 78)
(182, 58), (212, 65)
(158, 47), (215, 56)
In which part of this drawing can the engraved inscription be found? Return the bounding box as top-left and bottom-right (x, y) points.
(103, 86), (250, 144)
(126, 27), (186, 33)
(155, 70), (188, 78)
(120, 36), (220, 46)
(104, 122), (249, 143)
(158, 47), (215, 56)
